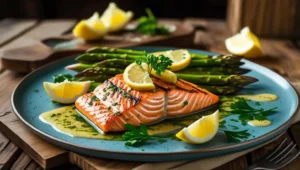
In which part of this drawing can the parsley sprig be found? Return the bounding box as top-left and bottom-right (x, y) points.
(53, 74), (74, 83)
(223, 130), (251, 143)
(135, 54), (173, 76)
(122, 124), (168, 146)
(136, 8), (170, 35)
(230, 98), (277, 125)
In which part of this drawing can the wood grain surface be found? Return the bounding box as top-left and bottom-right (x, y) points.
(0, 18), (300, 170)
(1, 19), (195, 73)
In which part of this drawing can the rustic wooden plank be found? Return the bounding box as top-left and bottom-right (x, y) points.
(10, 152), (32, 170)
(69, 152), (141, 170)
(0, 112), (68, 169)
(213, 156), (247, 170)
(0, 19), (76, 71)
(0, 141), (22, 170)
(25, 160), (41, 170)
(0, 19), (37, 47)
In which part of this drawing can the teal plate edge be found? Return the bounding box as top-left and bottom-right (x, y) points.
(11, 46), (300, 161)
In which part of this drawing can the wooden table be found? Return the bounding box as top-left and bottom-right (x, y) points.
(0, 18), (300, 170)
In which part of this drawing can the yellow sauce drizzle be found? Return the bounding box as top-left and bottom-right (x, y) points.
(248, 120), (272, 127)
(237, 94), (278, 102)
(40, 93), (278, 139)
(39, 106), (120, 140)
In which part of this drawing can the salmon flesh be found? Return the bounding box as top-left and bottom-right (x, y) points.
(75, 74), (219, 133)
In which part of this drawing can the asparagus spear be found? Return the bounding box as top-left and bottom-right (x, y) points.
(197, 85), (242, 94)
(75, 67), (124, 77)
(191, 53), (242, 61)
(177, 67), (250, 75)
(65, 63), (94, 72)
(87, 47), (146, 55)
(76, 52), (242, 67)
(176, 74), (257, 86)
(66, 62), (249, 75)
(76, 53), (141, 63)
(188, 59), (243, 67)
(75, 75), (111, 82)
(93, 59), (135, 67)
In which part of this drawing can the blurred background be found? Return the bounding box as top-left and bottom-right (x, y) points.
(0, 0), (227, 19)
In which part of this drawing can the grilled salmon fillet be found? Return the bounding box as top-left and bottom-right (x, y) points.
(75, 74), (219, 132)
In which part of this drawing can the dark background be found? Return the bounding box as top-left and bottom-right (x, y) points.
(0, 0), (227, 19)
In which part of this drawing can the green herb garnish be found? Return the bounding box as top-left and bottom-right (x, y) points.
(136, 8), (170, 35)
(183, 100), (188, 107)
(135, 54), (173, 76)
(53, 74), (74, 83)
(230, 98), (277, 125)
(122, 124), (168, 146)
(223, 130), (251, 143)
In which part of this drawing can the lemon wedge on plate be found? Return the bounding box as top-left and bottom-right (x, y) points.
(73, 12), (107, 41)
(123, 62), (155, 91)
(225, 27), (264, 58)
(101, 2), (133, 32)
(176, 110), (219, 144)
(44, 81), (92, 104)
(152, 49), (191, 71)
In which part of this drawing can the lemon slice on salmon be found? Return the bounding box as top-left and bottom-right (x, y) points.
(176, 110), (219, 144)
(44, 81), (92, 104)
(123, 62), (155, 91)
(152, 49), (191, 71)
(151, 69), (177, 83)
(225, 27), (264, 58)
(101, 2), (133, 32)
(73, 12), (107, 40)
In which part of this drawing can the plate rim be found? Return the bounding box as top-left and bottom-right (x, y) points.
(11, 47), (300, 156)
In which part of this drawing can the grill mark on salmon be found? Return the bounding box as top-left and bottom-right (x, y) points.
(75, 74), (219, 133)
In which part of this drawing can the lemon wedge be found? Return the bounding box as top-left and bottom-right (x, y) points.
(123, 62), (155, 91)
(225, 27), (264, 58)
(73, 12), (107, 41)
(176, 110), (219, 144)
(152, 49), (191, 71)
(151, 69), (177, 83)
(101, 2), (133, 32)
(44, 81), (92, 104)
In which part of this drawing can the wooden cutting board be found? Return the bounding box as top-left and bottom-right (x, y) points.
(0, 112), (142, 169)
(1, 19), (195, 73)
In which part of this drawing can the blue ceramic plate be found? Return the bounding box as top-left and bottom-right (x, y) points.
(12, 47), (299, 161)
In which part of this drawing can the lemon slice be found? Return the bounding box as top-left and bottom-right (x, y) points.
(151, 69), (177, 83)
(176, 110), (219, 144)
(73, 12), (107, 41)
(152, 49), (191, 71)
(44, 81), (92, 104)
(101, 2), (133, 32)
(225, 27), (264, 58)
(123, 62), (155, 91)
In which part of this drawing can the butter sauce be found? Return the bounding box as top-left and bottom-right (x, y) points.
(248, 120), (272, 127)
(40, 94), (279, 139)
(236, 94), (278, 102)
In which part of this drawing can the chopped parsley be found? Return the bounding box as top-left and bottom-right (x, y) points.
(183, 100), (188, 107)
(112, 102), (118, 106)
(53, 74), (74, 83)
(122, 124), (169, 146)
(230, 98), (277, 125)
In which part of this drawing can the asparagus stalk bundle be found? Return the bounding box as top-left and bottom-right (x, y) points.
(65, 47), (258, 94)
(66, 63), (249, 75)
